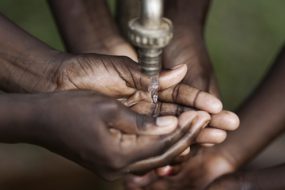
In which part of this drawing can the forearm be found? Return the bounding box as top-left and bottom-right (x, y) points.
(0, 94), (36, 143)
(48, 0), (121, 53)
(217, 46), (285, 169)
(163, 0), (216, 93)
(165, 0), (211, 33)
(0, 13), (62, 92)
(243, 164), (285, 190)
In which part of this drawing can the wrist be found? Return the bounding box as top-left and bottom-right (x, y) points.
(165, 0), (210, 33)
(0, 94), (39, 143)
(0, 49), (68, 93)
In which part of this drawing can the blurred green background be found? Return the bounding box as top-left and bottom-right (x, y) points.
(0, 0), (284, 189)
(0, 0), (284, 110)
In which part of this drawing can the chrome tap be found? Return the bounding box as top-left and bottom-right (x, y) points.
(126, 0), (173, 76)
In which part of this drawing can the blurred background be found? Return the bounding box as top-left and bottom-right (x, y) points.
(0, 0), (284, 189)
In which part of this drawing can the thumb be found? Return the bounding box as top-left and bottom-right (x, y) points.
(159, 64), (187, 90)
(117, 56), (187, 92)
(107, 103), (178, 135)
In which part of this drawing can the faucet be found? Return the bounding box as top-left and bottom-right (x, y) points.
(126, 0), (173, 76)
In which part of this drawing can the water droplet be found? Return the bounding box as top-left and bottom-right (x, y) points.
(148, 75), (159, 117)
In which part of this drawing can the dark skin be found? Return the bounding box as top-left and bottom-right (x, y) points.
(0, 90), (209, 181)
(48, 1), (239, 187)
(204, 45), (285, 190)
(207, 164), (285, 190)
(122, 0), (285, 189)
(47, 0), (285, 189)
(0, 9), (221, 181)
(48, 0), (239, 149)
(0, 12), (222, 116)
(129, 15), (285, 190)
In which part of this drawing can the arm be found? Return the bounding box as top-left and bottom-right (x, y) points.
(164, 0), (217, 94)
(137, 46), (285, 190)
(48, 0), (136, 59)
(207, 163), (285, 190)
(0, 94), (36, 143)
(217, 45), (285, 168)
(0, 13), (61, 92)
(0, 10), (219, 118)
(0, 91), (208, 181)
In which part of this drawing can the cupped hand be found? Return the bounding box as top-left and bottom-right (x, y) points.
(31, 90), (210, 181)
(125, 111), (239, 189)
(54, 54), (222, 116)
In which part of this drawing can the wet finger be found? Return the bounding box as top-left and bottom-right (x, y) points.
(210, 110), (240, 131)
(159, 84), (223, 114)
(195, 128), (227, 144)
(159, 64), (187, 89)
(124, 111), (208, 174)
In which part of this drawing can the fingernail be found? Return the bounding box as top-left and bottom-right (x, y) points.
(199, 93), (223, 114)
(156, 116), (176, 127)
(155, 116), (178, 134)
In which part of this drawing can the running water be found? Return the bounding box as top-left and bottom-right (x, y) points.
(148, 75), (159, 117)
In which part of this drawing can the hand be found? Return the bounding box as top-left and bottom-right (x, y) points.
(206, 173), (247, 190)
(125, 134), (238, 190)
(54, 54), (222, 116)
(28, 90), (209, 181)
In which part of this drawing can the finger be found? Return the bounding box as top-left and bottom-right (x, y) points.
(131, 101), (193, 116)
(159, 64), (187, 89)
(108, 103), (178, 135)
(119, 110), (196, 171)
(159, 84), (223, 114)
(195, 128), (227, 144)
(171, 147), (191, 164)
(210, 110), (240, 131)
(209, 75), (221, 98)
(120, 60), (187, 92)
(124, 111), (209, 174)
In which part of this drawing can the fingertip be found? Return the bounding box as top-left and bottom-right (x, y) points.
(196, 128), (227, 144)
(211, 111), (240, 131)
(226, 111), (240, 130)
(196, 92), (223, 114)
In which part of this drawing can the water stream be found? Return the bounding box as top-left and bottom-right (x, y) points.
(148, 75), (159, 117)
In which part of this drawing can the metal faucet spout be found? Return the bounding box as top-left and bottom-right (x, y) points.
(128, 0), (173, 76)
(140, 0), (163, 29)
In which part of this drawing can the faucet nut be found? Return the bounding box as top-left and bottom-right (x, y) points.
(128, 17), (173, 50)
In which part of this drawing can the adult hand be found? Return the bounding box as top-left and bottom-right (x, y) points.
(54, 54), (222, 116)
(29, 90), (209, 181)
(124, 22), (239, 190)
(125, 134), (239, 190)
